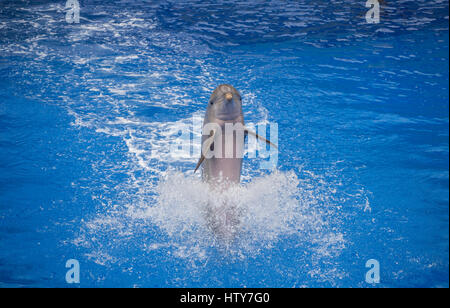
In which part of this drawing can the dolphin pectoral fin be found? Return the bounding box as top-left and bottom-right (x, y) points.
(245, 128), (278, 149)
(194, 130), (216, 173)
(194, 156), (205, 173)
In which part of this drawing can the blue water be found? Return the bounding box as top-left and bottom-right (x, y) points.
(0, 0), (448, 288)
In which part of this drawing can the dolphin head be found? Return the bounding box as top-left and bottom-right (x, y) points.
(207, 84), (243, 122)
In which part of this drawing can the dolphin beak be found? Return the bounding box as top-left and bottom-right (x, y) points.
(225, 93), (233, 101)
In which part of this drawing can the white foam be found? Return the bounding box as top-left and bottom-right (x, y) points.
(76, 169), (347, 263)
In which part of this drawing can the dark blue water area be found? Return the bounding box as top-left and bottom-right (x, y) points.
(0, 0), (448, 287)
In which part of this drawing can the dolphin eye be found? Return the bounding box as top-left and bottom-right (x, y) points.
(210, 101), (213, 105)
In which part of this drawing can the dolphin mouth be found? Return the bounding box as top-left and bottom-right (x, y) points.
(215, 112), (241, 121)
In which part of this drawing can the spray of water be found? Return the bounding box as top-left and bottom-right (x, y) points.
(96, 168), (342, 262)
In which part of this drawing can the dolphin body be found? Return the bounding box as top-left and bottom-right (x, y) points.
(194, 84), (277, 241)
(194, 84), (276, 186)
(196, 84), (244, 185)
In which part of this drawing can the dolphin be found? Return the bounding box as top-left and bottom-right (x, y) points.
(193, 84), (277, 241)
(194, 84), (277, 186)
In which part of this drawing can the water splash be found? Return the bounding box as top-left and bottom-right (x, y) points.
(76, 169), (347, 265)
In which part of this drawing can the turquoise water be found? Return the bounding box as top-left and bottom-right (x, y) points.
(0, 0), (448, 287)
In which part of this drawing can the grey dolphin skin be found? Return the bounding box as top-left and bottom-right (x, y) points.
(194, 84), (277, 185)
